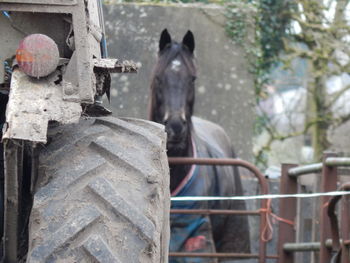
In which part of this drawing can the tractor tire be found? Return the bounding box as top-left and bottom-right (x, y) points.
(26, 117), (170, 263)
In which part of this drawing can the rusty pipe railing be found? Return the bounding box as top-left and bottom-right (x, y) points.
(326, 157), (350, 167)
(279, 153), (350, 263)
(286, 157), (350, 178)
(288, 163), (323, 177)
(168, 157), (271, 263)
(168, 154), (350, 263)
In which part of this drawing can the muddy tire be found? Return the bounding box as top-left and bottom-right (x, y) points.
(26, 117), (170, 263)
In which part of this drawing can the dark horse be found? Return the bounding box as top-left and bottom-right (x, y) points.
(149, 29), (250, 262)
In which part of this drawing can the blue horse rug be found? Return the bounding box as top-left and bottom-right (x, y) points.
(169, 117), (250, 263)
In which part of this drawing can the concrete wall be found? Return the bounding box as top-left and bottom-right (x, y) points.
(103, 3), (255, 161)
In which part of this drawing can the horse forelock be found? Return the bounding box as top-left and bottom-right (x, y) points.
(149, 42), (197, 121)
(157, 43), (195, 73)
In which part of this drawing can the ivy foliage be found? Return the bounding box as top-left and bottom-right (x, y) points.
(258, 0), (294, 73)
(236, 0), (350, 165)
(225, 0), (297, 167)
(225, 0), (295, 100)
(226, 1), (256, 45)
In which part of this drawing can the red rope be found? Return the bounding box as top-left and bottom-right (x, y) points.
(259, 199), (294, 242)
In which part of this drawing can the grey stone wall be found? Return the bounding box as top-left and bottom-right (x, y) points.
(103, 3), (255, 161)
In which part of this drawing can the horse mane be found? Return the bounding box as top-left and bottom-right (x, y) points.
(148, 42), (197, 121)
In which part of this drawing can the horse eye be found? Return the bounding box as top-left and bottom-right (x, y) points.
(191, 76), (196, 83)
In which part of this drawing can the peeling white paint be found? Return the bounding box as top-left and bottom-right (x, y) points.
(120, 75), (128, 82)
(198, 86), (206, 94)
(111, 88), (118, 97)
(231, 73), (237, 79)
(140, 8), (147, 18)
(224, 84), (231, 91)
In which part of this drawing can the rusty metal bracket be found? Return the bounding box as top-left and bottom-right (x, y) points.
(3, 139), (24, 263)
(2, 69), (81, 143)
(93, 58), (138, 73)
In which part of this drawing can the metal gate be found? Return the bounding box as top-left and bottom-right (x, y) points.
(168, 157), (276, 262)
(168, 153), (350, 263)
(278, 152), (350, 263)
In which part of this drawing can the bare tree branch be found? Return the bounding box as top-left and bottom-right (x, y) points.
(327, 84), (350, 107)
(333, 113), (350, 126)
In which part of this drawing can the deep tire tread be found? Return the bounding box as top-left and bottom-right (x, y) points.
(26, 117), (170, 263)
(87, 177), (155, 242)
(82, 235), (121, 263)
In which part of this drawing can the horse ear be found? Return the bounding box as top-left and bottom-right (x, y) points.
(159, 29), (172, 52)
(182, 30), (195, 54)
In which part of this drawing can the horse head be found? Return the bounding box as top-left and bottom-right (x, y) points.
(150, 29), (197, 157)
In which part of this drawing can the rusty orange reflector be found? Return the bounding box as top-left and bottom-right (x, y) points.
(16, 34), (59, 78)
